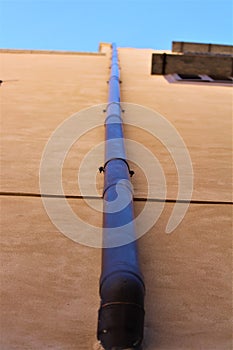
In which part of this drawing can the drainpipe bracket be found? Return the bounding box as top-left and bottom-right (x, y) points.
(98, 158), (134, 177)
(106, 80), (122, 84)
(103, 102), (125, 113)
(99, 166), (105, 174)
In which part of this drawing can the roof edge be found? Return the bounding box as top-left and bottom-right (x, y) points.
(0, 48), (106, 56)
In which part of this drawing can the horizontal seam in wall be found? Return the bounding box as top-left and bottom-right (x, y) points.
(0, 191), (232, 205)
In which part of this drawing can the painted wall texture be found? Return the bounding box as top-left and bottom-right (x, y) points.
(0, 44), (232, 350)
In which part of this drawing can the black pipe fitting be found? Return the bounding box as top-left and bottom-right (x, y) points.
(98, 271), (145, 349)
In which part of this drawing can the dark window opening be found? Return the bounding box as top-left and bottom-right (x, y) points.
(178, 74), (202, 80)
(209, 75), (233, 82)
(165, 73), (233, 85)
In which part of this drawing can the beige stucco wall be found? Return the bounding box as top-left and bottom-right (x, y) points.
(0, 46), (232, 349)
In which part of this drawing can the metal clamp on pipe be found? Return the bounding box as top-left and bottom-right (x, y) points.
(99, 158), (134, 177)
(103, 101), (125, 113)
(97, 43), (145, 350)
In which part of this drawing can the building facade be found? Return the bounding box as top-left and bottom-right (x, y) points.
(0, 42), (232, 349)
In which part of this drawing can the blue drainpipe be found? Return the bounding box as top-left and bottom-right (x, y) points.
(97, 43), (145, 350)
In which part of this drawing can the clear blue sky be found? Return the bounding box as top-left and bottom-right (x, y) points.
(0, 0), (232, 51)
